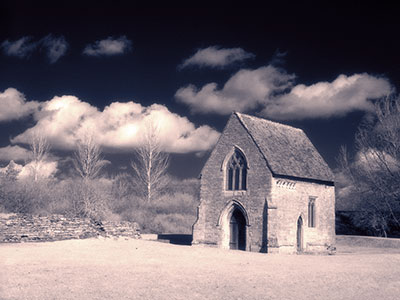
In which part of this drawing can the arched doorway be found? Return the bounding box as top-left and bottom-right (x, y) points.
(297, 216), (303, 252)
(229, 209), (246, 250)
(218, 200), (249, 250)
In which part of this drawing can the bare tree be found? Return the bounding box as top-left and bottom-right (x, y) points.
(72, 132), (110, 220)
(73, 132), (108, 180)
(29, 131), (51, 181)
(131, 119), (169, 202)
(337, 95), (400, 236)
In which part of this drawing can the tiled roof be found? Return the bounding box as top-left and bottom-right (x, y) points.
(236, 112), (334, 182)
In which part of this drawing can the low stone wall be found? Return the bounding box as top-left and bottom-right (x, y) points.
(0, 213), (140, 243)
(336, 235), (400, 248)
(101, 221), (141, 238)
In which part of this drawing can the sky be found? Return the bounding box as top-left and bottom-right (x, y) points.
(0, 1), (399, 179)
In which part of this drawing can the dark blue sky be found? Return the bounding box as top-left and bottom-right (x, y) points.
(1, 1), (399, 178)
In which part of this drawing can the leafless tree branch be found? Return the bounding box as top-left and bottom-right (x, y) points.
(338, 95), (400, 234)
(28, 131), (51, 181)
(131, 119), (170, 202)
(73, 132), (108, 180)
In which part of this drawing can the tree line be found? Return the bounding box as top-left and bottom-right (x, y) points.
(0, 120), (199, 234)
(336, 95), (400, 237)
(1, 96), (400, 236)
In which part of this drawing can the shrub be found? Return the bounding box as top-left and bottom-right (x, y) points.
(151, 213), (195, 234)
(152, 193), (198, 215)
(0, 176), (55, 214)
(0, 170), (201, 234)
(118, 192), (199, 234)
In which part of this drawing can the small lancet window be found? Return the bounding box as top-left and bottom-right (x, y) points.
(308, 197), (316, 227)
(226, 149), (247, 191)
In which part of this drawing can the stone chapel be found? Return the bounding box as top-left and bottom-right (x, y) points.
(192, 112), (335, 254)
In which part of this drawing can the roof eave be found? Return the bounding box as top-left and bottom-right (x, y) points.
(272, 173), (335, 186)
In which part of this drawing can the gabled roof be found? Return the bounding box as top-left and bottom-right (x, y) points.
(235, 112), (334, 182)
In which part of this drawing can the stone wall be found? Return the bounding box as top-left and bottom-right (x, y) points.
(192, 113), (335, 254)
(0, 213), (140, 243)
(193, 113), (273, 252)
(270, 178), (335, 254)
(336, 235), (400, 248)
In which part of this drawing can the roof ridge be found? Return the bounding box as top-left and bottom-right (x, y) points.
(234, 112), (303, 132)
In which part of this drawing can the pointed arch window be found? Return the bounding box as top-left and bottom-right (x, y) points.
(308, 197), (316, 227)
(226, 149), (247, 191)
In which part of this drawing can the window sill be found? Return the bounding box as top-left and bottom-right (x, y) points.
(224, 190), (247, 197)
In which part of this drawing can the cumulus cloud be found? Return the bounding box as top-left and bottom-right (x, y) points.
(179, 46), (254, 69)
(11, 94), (220, 154)
(41, 35), (69, 63)
(175, 66), (295, 114)
(1, 36), (38, 58)
(176, 66), (393, 120)
(83, 36), (132, 56)
(355, 148), (399, 173)
(18, 160), (58, 180)
(1, 35), (68, 63)
(0, 152), (57, 180)
(261, 73), (392, 120)
(0, 145), (31, 162)
(0, 88), (39, 122)
(0, 160), (23, 175)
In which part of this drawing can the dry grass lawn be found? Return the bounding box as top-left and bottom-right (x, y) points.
(1, 237), (400, 300)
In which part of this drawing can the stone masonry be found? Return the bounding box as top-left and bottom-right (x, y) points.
(0, 213), (140, 243)
(192, 112), (335, 254)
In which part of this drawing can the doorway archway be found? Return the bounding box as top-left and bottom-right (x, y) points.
(218, 200), (249, 250)
(229, 208), (246, 250)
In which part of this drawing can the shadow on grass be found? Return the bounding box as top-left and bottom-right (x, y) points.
(157, 234), (193, 246)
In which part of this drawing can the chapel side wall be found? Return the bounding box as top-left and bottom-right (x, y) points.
(271, 179), (335, 253)
(192, 114), (273, 252)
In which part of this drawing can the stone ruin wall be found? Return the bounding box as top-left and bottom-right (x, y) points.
(0, 213), (140, 243)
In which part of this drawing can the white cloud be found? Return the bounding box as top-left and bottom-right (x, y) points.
(175, 66), (295, 114)
(0, 145), (31, 162)
(41, 35), (69, 63)
(179, 46), (254, 69)
(1, 35), (68, 63)
(261, 73), (392, 120)
(0, 158), (57, 180)
(83, 36), (132, 56)
(11, 94), (220, 154)
(18, 160), (58, 180)
(176, 66), (393, 120)
(1, 36), (38, 58)
(0, 160), (23, 175)
(0, 88), (39, 122)
(355, 148), (399, 173)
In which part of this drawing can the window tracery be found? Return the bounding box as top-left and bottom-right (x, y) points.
(226, 150), (247, 191)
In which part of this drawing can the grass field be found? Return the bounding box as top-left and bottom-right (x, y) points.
(1, 237), (400, 300)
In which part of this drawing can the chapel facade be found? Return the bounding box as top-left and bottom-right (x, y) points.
(192, 112), (335, 254)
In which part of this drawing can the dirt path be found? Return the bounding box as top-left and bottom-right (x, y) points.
(1, 238), (400, 300)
